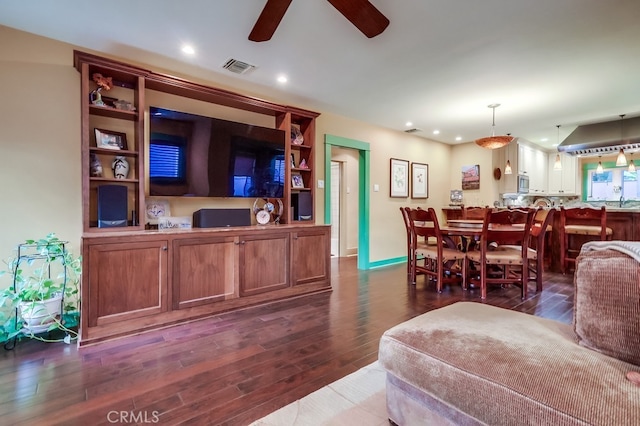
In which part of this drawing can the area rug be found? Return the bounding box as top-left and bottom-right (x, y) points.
(251, 361), (388, 425)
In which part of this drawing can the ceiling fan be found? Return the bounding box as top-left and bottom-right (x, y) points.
(249, 0), (389, 42)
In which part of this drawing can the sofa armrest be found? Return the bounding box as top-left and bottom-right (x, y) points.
(574, 249), (640, 366)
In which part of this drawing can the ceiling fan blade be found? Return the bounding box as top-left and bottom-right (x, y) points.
(249, 0), (293, 42)
(326, 0), (389, 38)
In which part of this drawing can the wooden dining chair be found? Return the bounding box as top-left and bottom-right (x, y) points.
(463, 206), (489, 220)
(400, 207), (414, 278)
(528, 208), (554, 292)
(559, 206), (612, 273)
(405, 207), (466, 292)
(466, 208), (535, 300)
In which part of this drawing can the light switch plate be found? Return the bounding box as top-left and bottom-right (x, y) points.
(373, 184), (379, 192)
(317, 179), (324, 188)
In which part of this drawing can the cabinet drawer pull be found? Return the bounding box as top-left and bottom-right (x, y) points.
(162, 246), (167, 251)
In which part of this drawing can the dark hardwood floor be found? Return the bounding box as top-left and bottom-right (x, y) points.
(0, 257), (574, 425)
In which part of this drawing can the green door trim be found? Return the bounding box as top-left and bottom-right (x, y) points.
(324, 134), (370, 270)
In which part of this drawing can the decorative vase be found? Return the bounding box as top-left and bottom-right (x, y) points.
(90, 153), (103, 177)
(112, 156), (130, 179)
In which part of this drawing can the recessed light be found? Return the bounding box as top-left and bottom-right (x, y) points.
(455, 136), (462, 141)
(181, 45), (195, 55)
(405, 121), (413, 127)
(433, 130), (440, 135)
(277, 75), (288, 83)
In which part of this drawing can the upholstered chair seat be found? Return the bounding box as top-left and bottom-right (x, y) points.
(564, 224), (613, 236)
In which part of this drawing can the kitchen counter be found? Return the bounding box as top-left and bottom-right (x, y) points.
(548, 209), (640, 272)
(598, 206), (640, 212)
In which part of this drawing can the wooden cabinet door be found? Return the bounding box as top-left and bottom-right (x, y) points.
(239, 232), (290, 296)
(87, 240), (167, 326)
(607, 212), (636, 241)
(548, 153), (577, 195)
(291, 227), (330, 286)
(172, 236), (238, 309)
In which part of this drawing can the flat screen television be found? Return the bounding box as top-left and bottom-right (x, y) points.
(149, 107), (286, 198)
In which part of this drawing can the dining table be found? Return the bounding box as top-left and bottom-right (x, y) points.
(440, 219), (527, 251)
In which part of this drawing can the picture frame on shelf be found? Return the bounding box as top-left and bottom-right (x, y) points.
(95, 128), (128, 150)
(411, 162), (429, 199)
(390, 158), (409, 198)
(290, 153), (296, 168)
(292, 173), (305, 189)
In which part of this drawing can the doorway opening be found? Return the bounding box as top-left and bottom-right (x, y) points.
(324, 135), (371, 270)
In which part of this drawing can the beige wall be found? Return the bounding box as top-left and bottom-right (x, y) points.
(0, 27), (82, 269)
(316, 112), (459, 262)
(449, 142), (501, 207)
(0, 25), (501, 275)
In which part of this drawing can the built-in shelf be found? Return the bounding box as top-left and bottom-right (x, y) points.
(89, 147), (138, 157)
(89, 105), (138, 120)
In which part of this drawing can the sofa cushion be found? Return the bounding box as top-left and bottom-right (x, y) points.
(573, 249), (640, 366)
(379, 302), (640, 425)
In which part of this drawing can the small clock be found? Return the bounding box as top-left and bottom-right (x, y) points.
(256, 209), (271, 225)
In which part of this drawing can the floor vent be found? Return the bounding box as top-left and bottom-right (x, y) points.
(222, 59), (256, 74)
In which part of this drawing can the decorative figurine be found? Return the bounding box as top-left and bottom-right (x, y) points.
(90, 153), (103, 177)
(112, 156), (129, 179)
(90, 73), (113, 106)
(299, 158), (308, 169)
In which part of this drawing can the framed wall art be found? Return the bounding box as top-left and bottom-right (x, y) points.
(411, 162), (429, 199)
(390, 158), (409, 198)
(95, 128), (128, 150)
(462, 164), (480, 190)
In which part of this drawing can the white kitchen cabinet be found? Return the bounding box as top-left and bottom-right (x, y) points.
(530, 147), (548, 194)
(518, 144), (530, 176)
(547, 153), (578, 195)
(518, 142), (548, 194)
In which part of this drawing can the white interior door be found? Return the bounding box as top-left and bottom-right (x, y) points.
(330, 161), (341, 256)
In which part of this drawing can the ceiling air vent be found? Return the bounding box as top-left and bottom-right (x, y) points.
(222, 58), (256, 75)
(404, 128), (421, 134)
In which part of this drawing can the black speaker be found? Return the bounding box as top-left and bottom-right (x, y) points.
(193, 208), (251, 228)
(97, 185), (128, 228)
(292, 192), (313, 221)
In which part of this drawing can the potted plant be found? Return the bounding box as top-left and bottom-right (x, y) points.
(0, 233), (81, 346)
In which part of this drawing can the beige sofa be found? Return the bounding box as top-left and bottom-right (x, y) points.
(379, 244), (640, 425)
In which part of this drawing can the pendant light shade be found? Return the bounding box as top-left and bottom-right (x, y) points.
(596, 157), (604, 174)
(616, 115), (628, 166)
(475, 104), (514, 149)
(554, 154), (562, 171)
(629, 153), (636, 172)
(504, 160), (512, 175)
(553, 125), (562, 171)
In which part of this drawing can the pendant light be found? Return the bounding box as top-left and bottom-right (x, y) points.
(596, 156), (604, 174)
(474, 104), (514, 149)
(616, 114), (628, 166)
(629, 153), (636, 172)
(553, 125), (562, 171)
(504, 160), (512, 175)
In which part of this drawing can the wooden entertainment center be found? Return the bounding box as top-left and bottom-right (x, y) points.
(74, 51), (330, 346)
